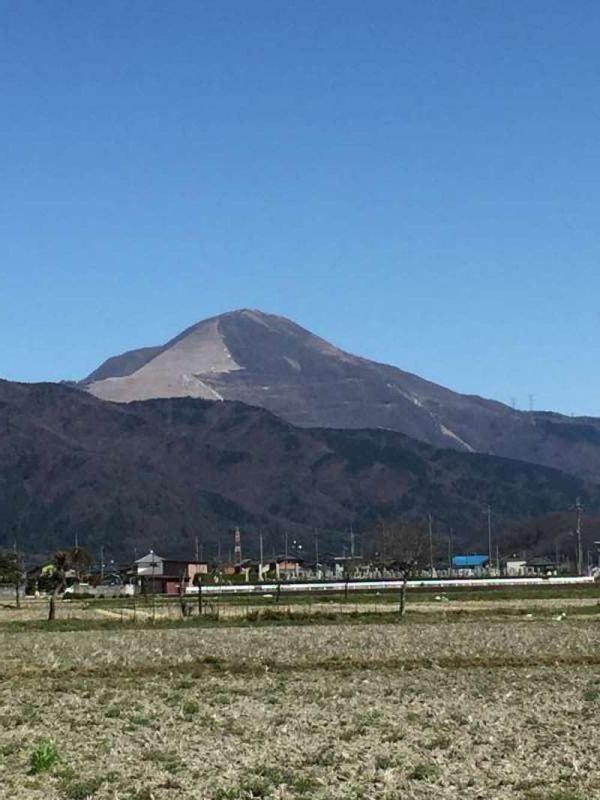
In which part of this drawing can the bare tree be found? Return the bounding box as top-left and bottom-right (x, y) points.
(193, 572), (203, 616)
(178, 569), (192, 618)
(343, 556), (360, 601)
(372, 521), (427, 617)
(47, 547), (91, 621)
(0, 551), (23, 609)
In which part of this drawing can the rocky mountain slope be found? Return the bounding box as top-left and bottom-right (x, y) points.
(84, 309), (600, 480)
(1, 379), (596, 562)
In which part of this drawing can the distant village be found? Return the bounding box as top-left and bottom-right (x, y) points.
(18, 522), (598, 599)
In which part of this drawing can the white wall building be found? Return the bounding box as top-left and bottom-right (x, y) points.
(135, 550), (164, 576)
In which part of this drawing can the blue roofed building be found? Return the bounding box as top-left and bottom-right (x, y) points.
(452, 555), (489, 575)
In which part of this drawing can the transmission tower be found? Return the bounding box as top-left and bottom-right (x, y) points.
(233, 527), (242, 564)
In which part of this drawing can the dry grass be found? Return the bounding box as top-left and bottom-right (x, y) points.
(3, 587), (600, 628)
(1, 616), (600, 799)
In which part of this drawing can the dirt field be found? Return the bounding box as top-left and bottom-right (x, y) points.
(3, 585), (600, 626)
(1, 613), (600, 800)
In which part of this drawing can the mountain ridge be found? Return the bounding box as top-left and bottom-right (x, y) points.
(1, 378), (597, 561)
(83, 309), (600, 481)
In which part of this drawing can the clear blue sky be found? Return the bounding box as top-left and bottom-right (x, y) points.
(2, 1), (599, 415)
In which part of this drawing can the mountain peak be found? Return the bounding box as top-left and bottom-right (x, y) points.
(82, 309), (600, 480)
(84, 308), (345, 395)
(210, 308), (317, 336)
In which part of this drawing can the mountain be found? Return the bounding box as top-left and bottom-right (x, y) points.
(84, 309), (600, 480)
(1, 379), (597, 562)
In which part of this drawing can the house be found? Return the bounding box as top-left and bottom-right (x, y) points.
(134, 551), (164, 577)
(452, 555), (489, 576)
(270, 555), (304, 580)
(133, 550), (209, 594)
(525, 556), (559, 576)
(504, 557), (527, 577)
(228, 559), (262, 582)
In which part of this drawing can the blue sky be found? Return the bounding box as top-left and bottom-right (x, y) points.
(2, 1), (599, 415)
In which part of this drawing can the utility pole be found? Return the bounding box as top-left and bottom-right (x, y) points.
(448, 528), (454, 576)
(100, 545), (105, 582)
(13, 539), (21, 609)
(487, 504), (492, 570)
(284, 530), (289, 558)
(259, 531), (264, 581)
(195, 537), (200, 564)
(314, 528), (319, 567)
(151, 553), (157, 624)
(428, 514), (434, 574)
(575, 498), (584, 576)
(350, 523), (355, 559)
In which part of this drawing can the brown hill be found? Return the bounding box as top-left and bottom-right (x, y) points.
(1, 379), (597, 562)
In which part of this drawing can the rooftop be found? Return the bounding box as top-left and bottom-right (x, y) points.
(452, 555), (489, 568)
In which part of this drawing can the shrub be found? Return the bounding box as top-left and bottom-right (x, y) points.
(29, 739), (60, 774)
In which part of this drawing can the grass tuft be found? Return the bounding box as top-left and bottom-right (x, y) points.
(29, 739), (60, 774)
